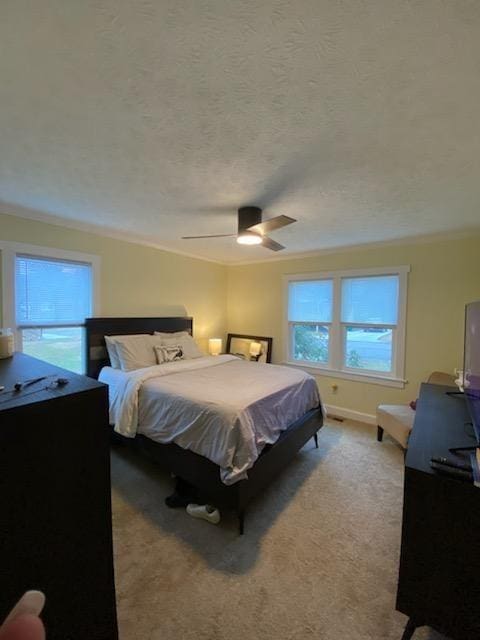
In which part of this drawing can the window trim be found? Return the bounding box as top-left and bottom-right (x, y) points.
(283, 265), (410, 388)
(1, 241), (101, 372)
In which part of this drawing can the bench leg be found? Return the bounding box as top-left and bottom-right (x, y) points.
(313, 432), (319, 449)
(377, 426), (384, 442)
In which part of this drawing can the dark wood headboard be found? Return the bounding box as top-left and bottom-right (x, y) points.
(85, 316), (193, 378)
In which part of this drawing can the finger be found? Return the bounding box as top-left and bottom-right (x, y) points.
(2, 593), (45, 626)
(0, 614), (45, 640)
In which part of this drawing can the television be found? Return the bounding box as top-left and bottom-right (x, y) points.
(464, 300), (480, 441)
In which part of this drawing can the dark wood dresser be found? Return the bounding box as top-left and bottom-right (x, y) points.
(0, 353), (118, 640)
(397, 382), (480, 639)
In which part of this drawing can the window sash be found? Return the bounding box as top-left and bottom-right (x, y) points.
(17, 322), (86, 329)
(339, 321), (397, 329)
(289, 321), (332, 368)
(19, 326), (86, 374)
(290, 322), (396, 374)
(342, 325), (396, 375)
(16, 323), (86, 347)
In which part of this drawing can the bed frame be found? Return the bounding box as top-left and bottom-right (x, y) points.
(85, 316), (323, 534)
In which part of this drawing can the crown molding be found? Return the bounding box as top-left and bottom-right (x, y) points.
(2, 203), (479, 269)
(227, 228), (480, 267)
(0, 204), (224, 266)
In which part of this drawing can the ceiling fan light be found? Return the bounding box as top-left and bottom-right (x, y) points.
(237, 231), (262, 246)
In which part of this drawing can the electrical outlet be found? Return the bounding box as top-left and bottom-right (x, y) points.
(331, 383), (338, 393)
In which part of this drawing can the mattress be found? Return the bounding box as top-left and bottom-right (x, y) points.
(99, 355), (320, 484)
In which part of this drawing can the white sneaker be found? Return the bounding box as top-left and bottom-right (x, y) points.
(186, 503), (221, 525)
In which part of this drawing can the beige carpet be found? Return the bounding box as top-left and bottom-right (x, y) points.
(111, 420), (446, 640)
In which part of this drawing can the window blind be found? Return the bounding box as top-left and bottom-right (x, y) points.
(341, 275), (399, 325)
(15, 255), (92, 326)
(288, 280), (333, 323)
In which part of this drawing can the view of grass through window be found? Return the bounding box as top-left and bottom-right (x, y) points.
(293, 324), (329, 363)
(344, 326), (392, 372)
(22, 327), (84, 374)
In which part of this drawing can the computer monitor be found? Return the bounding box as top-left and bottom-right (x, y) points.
(464, 301), (480, 442)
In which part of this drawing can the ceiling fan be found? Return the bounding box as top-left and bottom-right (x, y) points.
(181, 206), (296, 251)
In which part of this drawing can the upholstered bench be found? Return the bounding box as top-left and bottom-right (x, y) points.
(376, 404), (415, 449)
(376, 372), (456, 449)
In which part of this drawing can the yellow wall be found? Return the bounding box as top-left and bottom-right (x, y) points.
(2, 209), (480, 419)
(227, 235), (480, 417)
(0, 212), (227, 345)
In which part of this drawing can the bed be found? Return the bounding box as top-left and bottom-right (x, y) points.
(86, 316), (323, 533)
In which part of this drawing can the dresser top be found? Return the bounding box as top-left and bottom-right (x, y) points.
(0, 352), (105, 412)
(406, 382), (474, 474)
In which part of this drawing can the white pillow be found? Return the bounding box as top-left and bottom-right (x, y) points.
(115, 335), (160, 371)
(105, 334), (148, 369)
(154, 331), (190, 339)
(105, 336), (121, 369)
(158, 333), (203, 359)
(154, 344), (184, 364)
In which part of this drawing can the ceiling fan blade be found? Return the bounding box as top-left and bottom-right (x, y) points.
(262, 236), (285, 252)
(248, 215), (296, 235)
(181, 234), (236, 239)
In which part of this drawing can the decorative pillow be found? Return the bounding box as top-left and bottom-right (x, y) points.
(159, 334), (203, 359)
(105, 334), (149, 369)
(115, 334), (159, 371)
(154, 345), (184, 364)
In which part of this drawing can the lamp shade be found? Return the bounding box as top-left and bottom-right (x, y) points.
(208, 338), (222, 356)
(249, 341), (262, 357)
(0, 328), (14, 359)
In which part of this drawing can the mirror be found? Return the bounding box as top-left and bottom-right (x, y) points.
(226, 333), (273, 363)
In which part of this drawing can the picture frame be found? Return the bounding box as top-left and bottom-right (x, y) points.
(226, 333), (273, 363)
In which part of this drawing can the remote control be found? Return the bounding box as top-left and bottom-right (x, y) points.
(430, 456), (472, 472)
(430, 460), (473, 482)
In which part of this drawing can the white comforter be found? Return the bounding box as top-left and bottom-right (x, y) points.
(99, 355), (320, 485)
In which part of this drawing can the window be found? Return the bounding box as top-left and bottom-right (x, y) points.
(1, 243), (99, 374)
(288, 280), (332, 364)
(341, 275), (398, 373)
(285, 266), (409, 387)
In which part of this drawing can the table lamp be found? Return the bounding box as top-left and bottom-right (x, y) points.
(0, 328), (14, 359)
(208, 338), (222, 356)
(249, 341), (262, 361)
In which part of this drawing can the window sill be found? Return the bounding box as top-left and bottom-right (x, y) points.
(282, 361), (407, 389)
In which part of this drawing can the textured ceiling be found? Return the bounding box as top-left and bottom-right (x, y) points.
(1, 1), (480, 264)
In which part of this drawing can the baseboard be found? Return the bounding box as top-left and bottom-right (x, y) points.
(325, 404), (376, 426)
